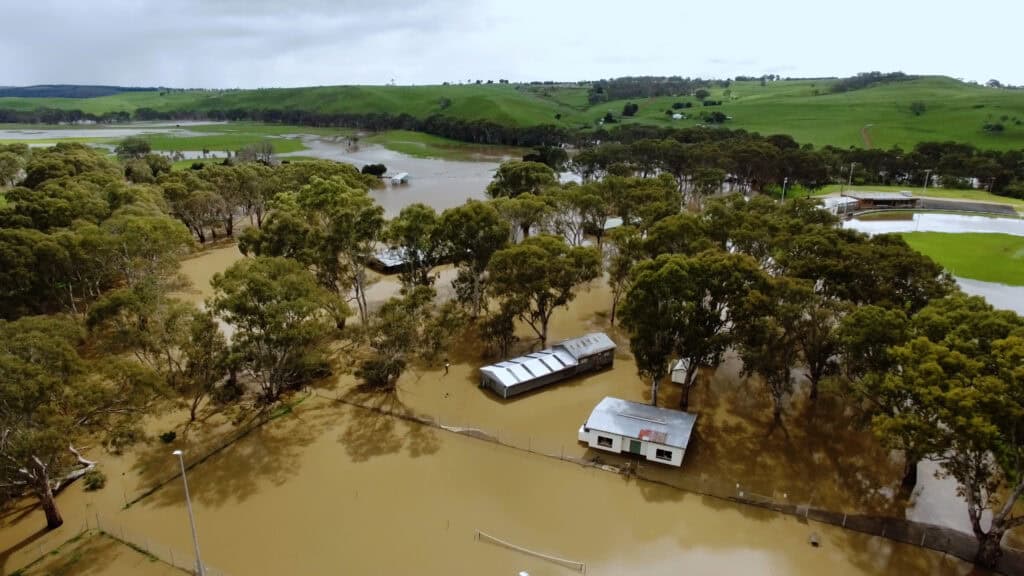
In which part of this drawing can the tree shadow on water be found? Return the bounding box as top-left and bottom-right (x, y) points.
(336, 387), (440, 463)
(130, 402), (333, 510)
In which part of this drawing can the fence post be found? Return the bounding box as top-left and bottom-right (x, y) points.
(170, 547), (174, 566)
(842, 513), (847, 527)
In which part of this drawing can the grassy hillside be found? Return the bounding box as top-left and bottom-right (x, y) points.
(3, 77), (1024, 149)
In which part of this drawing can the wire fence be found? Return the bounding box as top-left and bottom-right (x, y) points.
(92, 513), (230, 576)
(117, 388), (1022, 576)
(331, 393), (1024, 576)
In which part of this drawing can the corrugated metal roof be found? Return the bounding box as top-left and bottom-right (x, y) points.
(373, 248), (409, 268)
(603, 217), (624, 231)
(584, 397), (697, 449)
(557, 332), (616, 360)
(846, 191), (916, 200)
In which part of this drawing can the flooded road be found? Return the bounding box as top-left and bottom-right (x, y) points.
(844, 212), (1024, 236)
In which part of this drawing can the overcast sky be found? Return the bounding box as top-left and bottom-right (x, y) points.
(3, 0), (1021, 88)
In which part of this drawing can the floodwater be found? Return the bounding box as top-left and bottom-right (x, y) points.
(0, 122), (219, 141)
(956, 277), (1024, 315)
(844, 212), (1024, 237)
(0, 257), (984, 575)
(282, 138), (500, 217)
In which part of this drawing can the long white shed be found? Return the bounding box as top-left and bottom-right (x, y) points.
(478, 333), (616, 398)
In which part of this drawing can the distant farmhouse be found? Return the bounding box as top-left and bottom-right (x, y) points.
(578, 397), (697, 467)
(478, 333), (616, 398)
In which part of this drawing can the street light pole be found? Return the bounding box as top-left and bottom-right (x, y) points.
(781, 177), (788, 202)
(847, 162), (856, 192)
(172, 450), (206, 576)
(922, 169), (932, 195)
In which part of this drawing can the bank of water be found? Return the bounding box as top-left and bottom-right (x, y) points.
(844, 212), (1024, 237)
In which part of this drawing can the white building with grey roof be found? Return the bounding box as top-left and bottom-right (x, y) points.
(578, 396), (697, 467)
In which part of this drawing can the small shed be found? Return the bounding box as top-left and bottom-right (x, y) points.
(369, 248), (408, 274)
(670, 358), (691, 386)
(578, 397), (697, 467)
(390, 172), (409, 184)
(602, 217), (624, 231)
(479, 333), (616, 398)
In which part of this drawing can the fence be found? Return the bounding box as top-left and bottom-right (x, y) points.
(118, 388), (1022, 576)
(93, 513), (231, 576)
(327, 392), (1024, 576)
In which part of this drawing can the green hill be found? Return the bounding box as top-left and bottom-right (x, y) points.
(3, 77), (1024, 149)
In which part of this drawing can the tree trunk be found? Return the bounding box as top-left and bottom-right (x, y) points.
(651, 376), (659, 406)
(33, 462), (64, 530)
(808, 374), (820, 401)
(900, 456), (919, 494)
(772, 399), (783, 423)
(974, 528), (1005, 569)
(190, 393), (203, 422)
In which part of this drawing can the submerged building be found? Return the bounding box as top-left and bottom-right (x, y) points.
(578, 397), (697, 467)
(478, 333), (616, 398)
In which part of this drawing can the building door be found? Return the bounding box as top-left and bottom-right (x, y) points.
(629, 440), (642, 455)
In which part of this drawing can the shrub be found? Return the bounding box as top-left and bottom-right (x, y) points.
(602, 112), (616, 124)
(159, 431), (177, 444)
(622, 103), (639, 117)
(83, 469), (106, 491)
(910, 101), (927, 116)
(361, 163), (387, 177)
(983, 122), (1005, 133)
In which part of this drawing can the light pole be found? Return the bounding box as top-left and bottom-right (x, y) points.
(781, 177), (788, 203)
(922, 169), (932, 195)
(172, 450), (205, 576)
(846, 162), (856, 192)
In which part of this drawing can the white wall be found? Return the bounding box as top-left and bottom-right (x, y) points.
(578, 427), (683, 467)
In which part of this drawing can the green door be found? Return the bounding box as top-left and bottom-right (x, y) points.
(629, 439), (642, 455)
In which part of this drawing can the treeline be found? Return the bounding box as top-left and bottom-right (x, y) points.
(572, 125), (1024, 197)
(0, 106), (570, 148)
(0, 85), (160, 98)
(829, 71), (918, 93)
(588, 76), (731, 103)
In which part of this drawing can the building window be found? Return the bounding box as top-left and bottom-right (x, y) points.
(597, 436), (613, 448)
(655, 448), (673, 461)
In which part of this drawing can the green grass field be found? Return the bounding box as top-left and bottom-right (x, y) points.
(902, 232), (1024, 285)
(815, 184), (1024, 212)
(140, 132), (306, 153)
(3, 77), (1024, 150)
(363, 130), (527, 160)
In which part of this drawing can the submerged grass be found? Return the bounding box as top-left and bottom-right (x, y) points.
(902, 232), (1024, 285)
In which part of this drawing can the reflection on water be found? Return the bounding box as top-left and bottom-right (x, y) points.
(845, 212), (1024, 236)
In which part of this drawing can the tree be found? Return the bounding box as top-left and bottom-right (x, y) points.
(620, 251), (765, 407)
(436, 201), (510, 317)
(487, 235), (601, 347)
(622, 103), (639, 117)
(357, 286), (466, 389)
(694, 88), (711, 101)
(605, 225), (643, 327)
(480, 304), (519, 358)
(796, 294), (846, 401)
(873, 332), (1024, 568)
(491, 193), (551, 241)
(210, 257), (344, 401)
(734, 277), (814, 423)
(115, 137), (151, 160)
(87, 293), (228, 423)
(0, 151), (25, 186)
(239, 175), (384, 324)
(361, 163), (387, 177)
(386, 203), (440, 288)
(486, 161), (557, 198)
(546, 184), (606, 247)
(0, 315), (159, 530)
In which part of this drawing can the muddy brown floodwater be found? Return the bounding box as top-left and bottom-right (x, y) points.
(0, 249), (983, 575)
